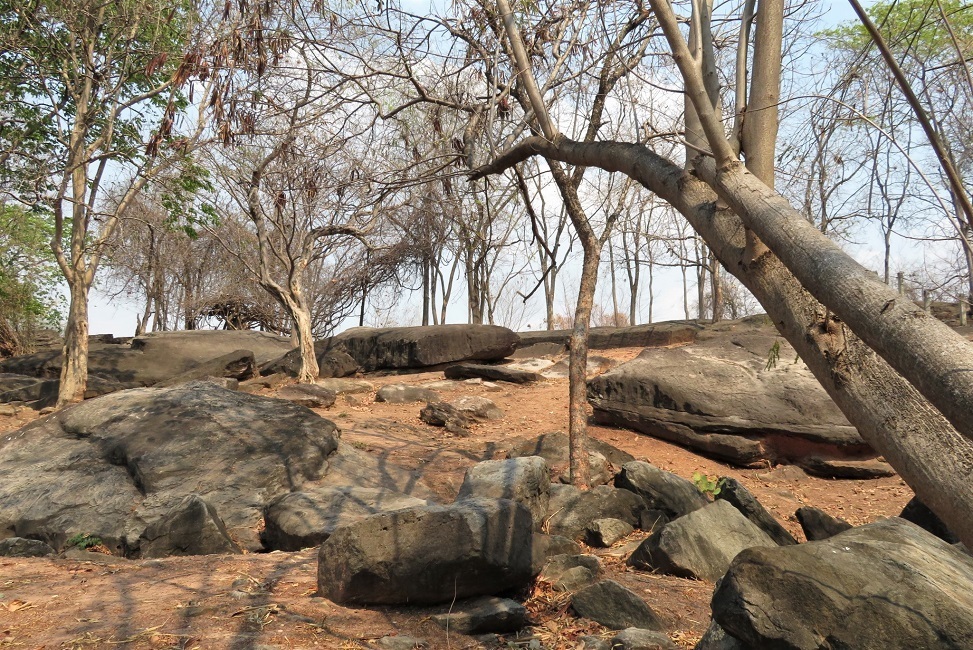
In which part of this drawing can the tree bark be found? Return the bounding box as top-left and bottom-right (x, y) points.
(292, 305), (319, 383)
(57, 278), (89, 406)
(470, 136), (973, 549)
(569, 240), (601, 488)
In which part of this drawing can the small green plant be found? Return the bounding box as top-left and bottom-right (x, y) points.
(66, 533), (102, 550)
(692, 472), (725, 497)
(766, 340), (781, 370)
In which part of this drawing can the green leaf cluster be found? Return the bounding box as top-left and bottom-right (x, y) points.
(0, 204), (65, 352)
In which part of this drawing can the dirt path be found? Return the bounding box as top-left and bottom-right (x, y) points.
(0, 349), (913, 649)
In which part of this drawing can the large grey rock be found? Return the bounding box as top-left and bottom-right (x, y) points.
(0, 373), (134, 407)
(261, 486), (430, 551)
(509, 431), (635, 487)
(546, 484), (647, 540)
(274, 383), (337, 408)
(444, 363), (544, 384)
(456, 457), (550, 530)
(138, 494), (242, 557)
(588, 320), (878, 471)
(318, 325), (519, 372)
(571, 580), (665, 631)
(795, 506), (852, 541)
(154, 349), (256, 387)
(0, 330), (292, 389)
(715, 477), (796, 546)
(614, 461), (709, 519)
(260, 344), (359, 379)
(0, 382), (340, 554)
(375, 384), (440, 404)
(628, 500), (777, 582)
(712, 518), (973, 650)
(317, 497), (534, 605)
(431, 596), (528, 634)
(0, 537), (56, 557)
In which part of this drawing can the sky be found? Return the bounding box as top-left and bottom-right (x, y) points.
(84, 0), (888, 337)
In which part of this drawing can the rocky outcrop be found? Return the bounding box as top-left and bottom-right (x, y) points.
(0, 381), (340, 554)
(628, 500), (777, 582)
(444, 362), (544, 384)
(588, 319), (878, 472)
(711, 518), (973, 649)
(267, 325), (520, 378)
(317, 497), (534, 605)
(0, 331), (292, 400)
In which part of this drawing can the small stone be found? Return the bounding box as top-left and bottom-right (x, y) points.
(571, 580), (664, 631)
(431, 596), (528, 634)
(275, 383), (336, 408)
(585, 518), (634, 547)
(795, 506), (852, 541)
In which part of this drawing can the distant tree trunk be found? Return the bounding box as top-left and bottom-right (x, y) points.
(710, 251), (723, 322)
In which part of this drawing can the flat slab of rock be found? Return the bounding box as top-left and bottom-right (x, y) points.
(518, 322), (700, 350)
(0, 382), (340, 554)
(274, 384), (337, 408)
(262, 486), (431, 551)
(572, 580), (665, 631)
(317, 497), (534, 605)
(712, 518), (973, 649)
(374, 384), (440, 404)
(330, 324), (519, 371)
(444, 363), (544, 384)
(628, 500), (777, 581)
(588, 319), (876, 471)
(315, 378), (374, 394)
(431, 596), (528, 634)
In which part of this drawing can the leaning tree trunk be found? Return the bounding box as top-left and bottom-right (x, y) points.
(474, 138), (973, 546)
(57, 278), (90, 406)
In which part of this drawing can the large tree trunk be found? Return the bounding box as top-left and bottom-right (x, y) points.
(470, 136), (973, 549)
(292, 305), (319, 384)
(57, 278), (89, 406)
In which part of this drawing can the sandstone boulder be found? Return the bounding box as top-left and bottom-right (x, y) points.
(614, 461), (709, 519)
(711, 518), (973, 649)
(317, 497), (534, 605)
(262, 486), (431, 551)
(628, 500), (777, 582)
(588, 320), (876, 471)
(456, 457), (550, 530)
(0, 382), (339, 554)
